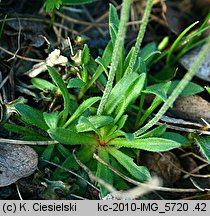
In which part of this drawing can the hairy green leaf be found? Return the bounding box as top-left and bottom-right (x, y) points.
(97, 147), (114, 197)
(104, 73), (139, 115)
(168, 81), (204, 96)
(161, 132), (189, 145)
(138, 124), (167, 138)
(77, 116), (100, 137)
(106, 147), (150, 182)
(81, 44), (90, 66)
(109, 4), (119, 44)
(115, 73), (145, 122)
(43, 112), (59, 129)
(109, 137), (181, 152)
(63, 97), (101, 127)
(139, 42), (157, 61)
(134, 57), (147, 74)
(67, 78), (85, 89)
(151, 65), (177, 82)
(44, 0), (62, 12)
(111, 158), (130, 190)
(48, 128), (98, 145)
(95, 57), (109, 76)
(124, 47), (135, 72)
(76, 115), (114, 132)
(123, 73), (146, 109)
(14, 103), (48, 130)
(116, 115), (128, 130)
(79, 41), (112, 98)
(195, 136), (210, 161)
(143, 82), (171, 102)
(4, 123), (43, 137)
(31, 78), (58, 92)
(56, 143), (71, 158)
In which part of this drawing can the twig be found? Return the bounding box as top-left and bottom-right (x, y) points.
(69, 194), (88, 200)
(183, 164), (210, 179)
(180, 152), (209, 164)
(157, 153), (210, 179)
(82, 5), (106, 37)
(156, 122), (210, 135)
(182, 193), (210, 200)
(74, 152), (160, 200)
(150, 14), (167, 27)
(72, 150), (116, 193)
(93, 153), (133, 181)
(56, 11), (108, 27)
(7, 17), (21, 62)
(0, 17), (78, 34)
(67, 37), (74, 56)
(0, 75), (9, 89)
(93, 153), (199, 193)
(0, 138), (58, 145)
(0, 46), (43, 62)
(110, 177), (160, 200)
(80, 10), (109, 34)
(62, 6), (83, 13)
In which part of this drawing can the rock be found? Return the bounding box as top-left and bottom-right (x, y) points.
(179, 46), (210, 82)
(0, 143), (38, 187)
(169, 95), (210, 123)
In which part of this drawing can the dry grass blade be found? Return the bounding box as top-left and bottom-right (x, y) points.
(0, 46), (43, 62)
(107, 177), (160, 200)
(56, 11), (108, 27)
(0, 138), (58, 145)
(93, 153), (199, 193)
(16, 183), (23, 200)
(72, 150), (116, 194)
(0, 17), (78, 34)
(180, 152), (209, 164)
(73, 151), (161, 200)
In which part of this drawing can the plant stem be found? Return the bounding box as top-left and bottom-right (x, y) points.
(124, 0), (153, 76)
(134, 38), (210, 137)
(97, 0), (131, 115)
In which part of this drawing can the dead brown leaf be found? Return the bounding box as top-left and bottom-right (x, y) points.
(140, 152), (182, 186)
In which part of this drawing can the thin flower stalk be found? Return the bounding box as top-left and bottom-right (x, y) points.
(124, 0), (153, 76)
(97, 0), (131, 115)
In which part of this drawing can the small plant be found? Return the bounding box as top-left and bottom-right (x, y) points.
(4, 0), (210, 198)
